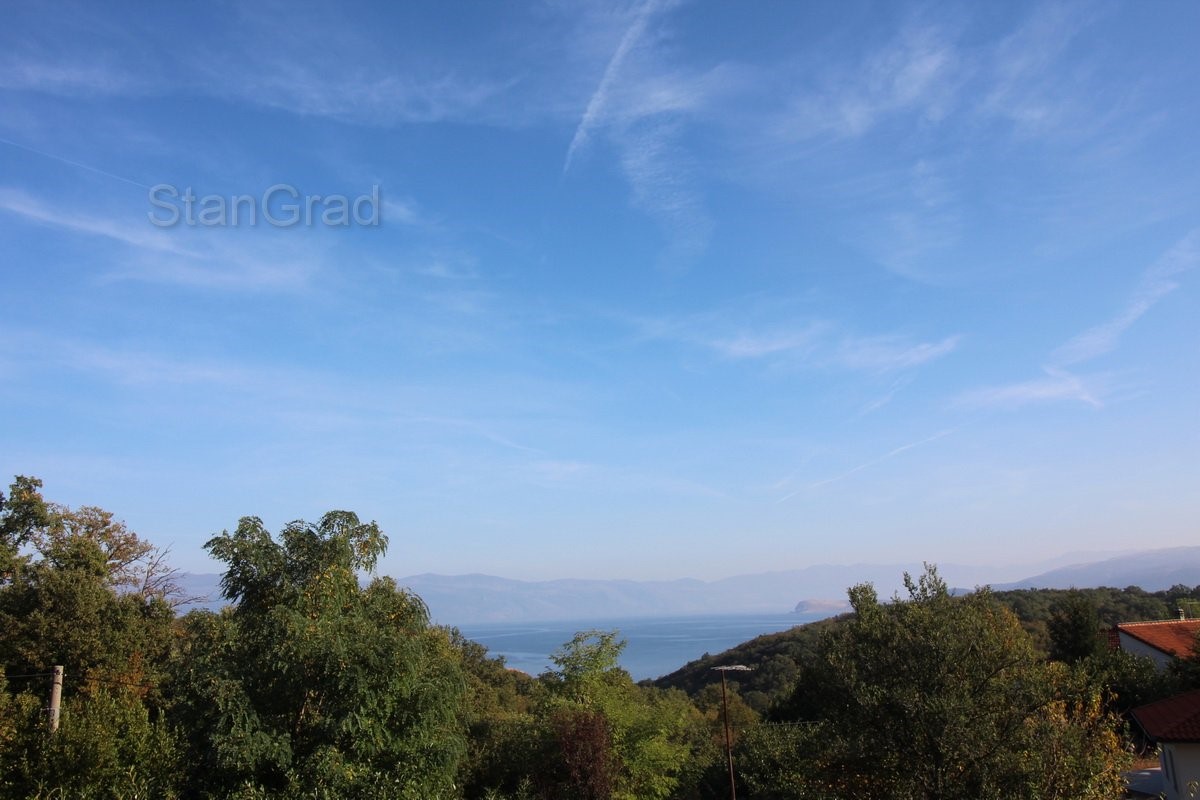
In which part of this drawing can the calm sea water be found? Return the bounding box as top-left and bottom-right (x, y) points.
(458, 613), (827, 681)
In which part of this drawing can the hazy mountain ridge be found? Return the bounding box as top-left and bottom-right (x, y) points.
(397, 563), (1017, 623)
(174, 547), (1199, 624)
(178, 566), (936, 621)
(994, 546), (1200, 592)
(174, 547), (1200, 624)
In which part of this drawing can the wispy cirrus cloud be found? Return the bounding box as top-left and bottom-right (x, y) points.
(1051, 229), (1199, 366)
(4, 332), (573, 461)
(414, 260), (479, 282)
(562, 0), (728, 266)
(616, 121), (714, 265)
(0, 4), (520, 126)
(62, 343), (263, 389)
(867, 158), (966, 283)
(625, 307), (826, 361)
(626, 302), (959, 374)
(979, 1), (1100, 135)
(735, 22), (970, 283)
(740, 4), (1146, 285)
(211, 62), (512, 127)
(764, 3), (1107, 147)
(772, 23), (961, 142)
(955, 229), (1197, 411)
(708, 326), (826, 360)
(0, 52), (147, 97)
(382, 197), (440, 230)
(954, 367), (1105, 410)
(0, 187), (318, 292)
(835, 334), (961, 373)
(0, 187), (185, 254)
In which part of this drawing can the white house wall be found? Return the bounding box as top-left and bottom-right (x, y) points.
(1161, 743), (1200, 800)
(1119, 631), (1173, 670)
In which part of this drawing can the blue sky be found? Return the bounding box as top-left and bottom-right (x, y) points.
(1, 1), (1197, 581)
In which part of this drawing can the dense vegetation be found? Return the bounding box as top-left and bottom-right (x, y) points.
(655, 582), (1200, 709)
(1, 475), (1195, 799)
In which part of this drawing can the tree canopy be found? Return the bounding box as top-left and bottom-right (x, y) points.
(766, 567), (1126, 800)
(170, 512), (466, 799)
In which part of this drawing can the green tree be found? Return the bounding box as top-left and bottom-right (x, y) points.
(774, 566), (1127, 800)
(0, 476), (176, 700)
(0, 477), (179, 799)
(0, 476), (52, 580)
(0, 476), (182, 602)
(536, 630), (709, 800)
(0, 686), (179, 800)
(1168, 631), (1200, 692)
(449, 629), (542, 799)
(0, 533), (174, 691)
(693, 681), (758, 751)
(169, 512), (467, 799)
(733, 723), (825, 800)
(1047, 590), (1102, 664)
(1083, 646), (1175, 714)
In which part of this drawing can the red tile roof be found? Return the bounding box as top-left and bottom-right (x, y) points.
(1133, 690), (1200, 742)
(1117, 619), (1200, 659)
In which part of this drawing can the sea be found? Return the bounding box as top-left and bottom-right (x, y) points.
(458, 612), (831, 681)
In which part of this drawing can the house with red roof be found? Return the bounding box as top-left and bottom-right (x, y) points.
(1116, 618), (1200, 670)
(1132, 690), (1200, 800)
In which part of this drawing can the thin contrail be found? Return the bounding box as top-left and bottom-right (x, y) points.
(563, 0), (670, 172)
(776, 428), (955, 503)
(0, 135), (154, 190)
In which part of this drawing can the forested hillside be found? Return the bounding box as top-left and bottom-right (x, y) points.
(654, 582), (1200, 711)
(649, 615), (847, 713)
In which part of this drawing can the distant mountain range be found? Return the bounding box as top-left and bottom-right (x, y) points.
(993, 546), (1200, 592)
(174, 545), (1200, 625)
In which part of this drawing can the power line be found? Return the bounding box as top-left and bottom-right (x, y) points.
(87, 677), (159, 690)
(2, 672), (55, 679)
(3, 672), (158, 689)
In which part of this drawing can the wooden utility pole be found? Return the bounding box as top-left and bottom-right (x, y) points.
(48, 665), (63, 733)
(711, 664), (752, 800)
(720, 669), (735, 800)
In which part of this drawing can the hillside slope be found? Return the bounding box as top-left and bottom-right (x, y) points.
(998, 547), (1200, 592)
